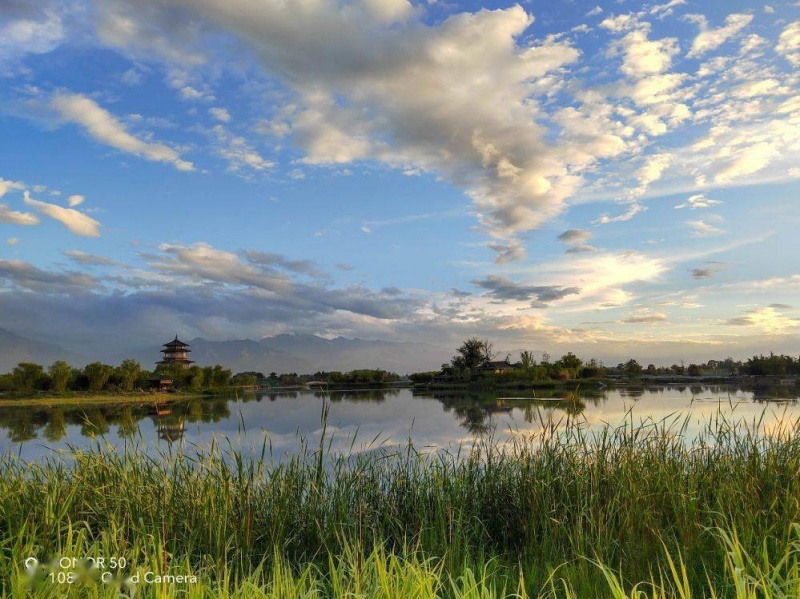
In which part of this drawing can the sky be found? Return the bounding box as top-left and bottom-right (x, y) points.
(1, 0), (799, 368)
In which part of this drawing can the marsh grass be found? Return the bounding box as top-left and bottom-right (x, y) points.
(1, 408), (798, 597)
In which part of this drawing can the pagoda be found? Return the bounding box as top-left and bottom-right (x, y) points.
(156, 335), (194, 369)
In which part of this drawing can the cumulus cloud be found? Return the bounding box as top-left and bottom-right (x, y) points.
(0, 259), (98, 293)
(622, 312), (667, 323)
(0, 203), (39, 225)
(472, 275), (580, 305)
(0, 3), (64, 68)
(23, 191), (101, 237)
(209, 107), (231, 122)
(687, 13), (753, 58)
(0, 177), (25, 198)
(211, 125), (274, 172)
(557, 228), (597, 253)
(50, 92), (194, 171)
(675, 194), (723, 209)
(145, 242), (421, 320)
(726, 306), (800, 333)
(67, 194), (85, 207)
(557, 229), (592, 245)
(776, 21), (800, 66)
(64, 250), (118, 266)
(90, 1), (590, 261)
(686, 219), (724, 237)
(650, 1), (686, 18)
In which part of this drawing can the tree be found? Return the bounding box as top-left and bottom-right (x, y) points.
(187, 365), (204, 388)
(11, 362), (45, 393)
(211, 365), (232, 387)
(453, 337), (494, 371)
(687, 363), (701, 376)
(519, 350), (536, 371)
(84, 362), (114, 392)
(49, 361), (72, 393)
(116, 359), (142, 392)
(624, 359), (643, 375)
(557, 352), (582, 375)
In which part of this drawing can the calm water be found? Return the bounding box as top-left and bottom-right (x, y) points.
(1, 384), (798, 462)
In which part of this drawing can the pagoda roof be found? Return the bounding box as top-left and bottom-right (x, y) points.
(162, 335), (190, 348)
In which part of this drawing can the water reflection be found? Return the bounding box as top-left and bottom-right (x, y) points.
(0, 385), (797, 461)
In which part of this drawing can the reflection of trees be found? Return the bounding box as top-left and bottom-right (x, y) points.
(79, 409), (110, 438)
(328, 389), (397, 403)
(117, 406), (140, 438)
(7, 412), (38, 443)
(43, 409), (67, 442)
(752, 385), (800, 401)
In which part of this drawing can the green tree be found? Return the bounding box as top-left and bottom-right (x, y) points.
(211, 365), (232, 387)
(519, 350), (536, 371)
(11, 362), (45, 393)
(48, 361), (72, 393)
(624, 359), (643, 375)
(557, 352), (582, 377)
(116, 359), (142, 392)
(453, 337), (495, 371)
(83, 362), (114, 392)
(187, 365), (204, 388)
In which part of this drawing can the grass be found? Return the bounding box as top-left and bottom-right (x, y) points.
(0, 408), (798, 597)
(0, 392), (202, 409)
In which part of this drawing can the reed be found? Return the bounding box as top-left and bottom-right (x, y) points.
(1, 409), (798, 597)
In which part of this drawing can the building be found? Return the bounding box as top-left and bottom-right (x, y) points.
(478, 359), (515, 375)
(156, 336), (194, 370)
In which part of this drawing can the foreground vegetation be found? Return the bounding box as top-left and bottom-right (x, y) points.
(1, 409), (799, 597)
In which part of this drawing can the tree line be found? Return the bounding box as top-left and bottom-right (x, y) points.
(0, 360), (233, 396)
(410, 337), (800, 383)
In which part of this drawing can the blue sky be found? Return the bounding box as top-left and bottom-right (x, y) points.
(1, 0), (799, 367)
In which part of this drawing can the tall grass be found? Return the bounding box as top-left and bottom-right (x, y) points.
(1, 409), (798, 597)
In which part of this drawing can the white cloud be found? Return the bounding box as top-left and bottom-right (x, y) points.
(209, 107), (231, 122)
(650, 1), (686, 18)
(212, 125), (274, 172)
(609, 21), (679, 79)
(714, 141), (779, 184)
(586, 6), (603, 17)
(727, 306), (799, 334)
(687, 13), (753, 58)
(0, 203), (39, 225)
(776, 21), (800, 66)
(67, 194), (85, 207)
(92, 2), (586, 262)
(0, 177), (25, 198)
(23, 191), (101, 237)
(686, 219), (724, 237)
(50, 93), (194, 171)
(675, 194), (722, 209)
(7, 237), (18, 246)
(0, 7), (64, 67)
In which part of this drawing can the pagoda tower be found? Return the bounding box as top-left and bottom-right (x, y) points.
(157, 336), (194, 369)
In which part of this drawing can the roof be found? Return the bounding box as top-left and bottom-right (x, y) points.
(162, 335), (190, 348)
(480, 360), (514, 369)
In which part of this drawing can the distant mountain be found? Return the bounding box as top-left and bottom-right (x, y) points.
(0, 327), (85, 373)
(0, 329), (451, 375)
(185, 334), (451, 375)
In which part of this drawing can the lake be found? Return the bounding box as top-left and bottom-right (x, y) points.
(1, 384), (798, 462)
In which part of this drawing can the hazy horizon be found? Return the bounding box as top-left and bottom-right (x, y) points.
(1, 1), (799, 368)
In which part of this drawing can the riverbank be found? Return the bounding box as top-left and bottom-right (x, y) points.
(2, 412), (798, 597)
(0, 391), (204, 409)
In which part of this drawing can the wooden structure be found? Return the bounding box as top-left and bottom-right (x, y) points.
(478, 359), (515, 375)
(157, 336), (194, 370)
